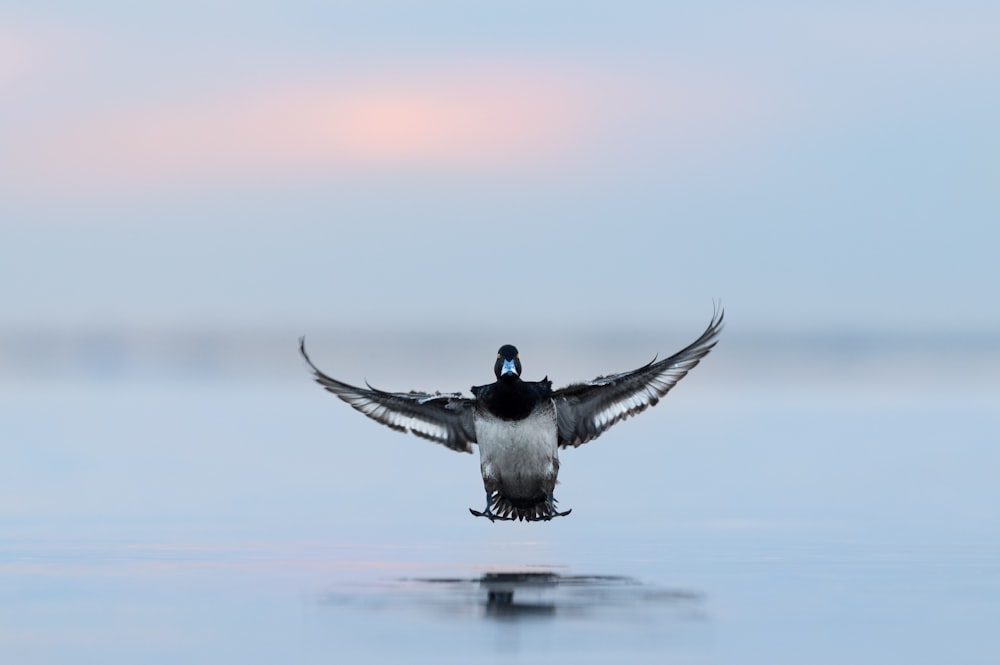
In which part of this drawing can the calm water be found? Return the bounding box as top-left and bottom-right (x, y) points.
(2, 334), (998, 664)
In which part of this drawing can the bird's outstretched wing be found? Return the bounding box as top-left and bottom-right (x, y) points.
(553, 307), (724, 448)
(299, 339), (478, 453)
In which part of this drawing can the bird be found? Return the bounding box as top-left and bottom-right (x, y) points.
(299, 307), (723, 522)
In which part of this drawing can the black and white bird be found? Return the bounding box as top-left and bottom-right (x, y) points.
(299, 308), (723, 522)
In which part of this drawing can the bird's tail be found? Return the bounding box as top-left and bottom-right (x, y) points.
(491, 493), (571, 522)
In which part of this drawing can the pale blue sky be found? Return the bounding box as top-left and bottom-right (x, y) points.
(2, 1), (997, 335)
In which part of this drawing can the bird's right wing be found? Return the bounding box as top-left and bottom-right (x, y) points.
(299, 339), (478, 453)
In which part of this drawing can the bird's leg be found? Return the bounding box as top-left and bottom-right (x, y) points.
(543, 493), (572, 519)
(469, 492), (515, 522)
(469, 492), (514, 521)
(469, 492), (496, 521)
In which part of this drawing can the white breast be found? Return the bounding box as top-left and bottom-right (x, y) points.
(474, 400), (559, 497)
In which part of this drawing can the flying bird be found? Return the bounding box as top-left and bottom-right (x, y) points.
(299, 307), (723, 522)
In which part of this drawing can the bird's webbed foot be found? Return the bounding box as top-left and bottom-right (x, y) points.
(469, 492), (572, 521)
(469, 493), (516, 521)
(538, 493), (572, 521)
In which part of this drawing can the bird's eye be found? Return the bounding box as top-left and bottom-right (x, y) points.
(497, 354), (501, 359)
(516, 354), (519, 359)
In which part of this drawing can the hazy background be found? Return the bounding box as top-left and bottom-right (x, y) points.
(2, 1), (998, 335)
(2, 2), (998, 664)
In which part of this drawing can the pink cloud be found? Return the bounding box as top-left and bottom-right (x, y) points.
(12, 66), (599, 194)
(5, 58), (774, 199)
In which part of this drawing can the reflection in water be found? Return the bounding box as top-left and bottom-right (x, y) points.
(480, 572), (557, 617)
(321, 570), (705, 624)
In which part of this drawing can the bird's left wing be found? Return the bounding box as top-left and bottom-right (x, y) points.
(553, 308), (723, 448)
(299, 339), (478, 453)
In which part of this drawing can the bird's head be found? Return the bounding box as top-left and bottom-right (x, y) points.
(494, 344), (521, 380)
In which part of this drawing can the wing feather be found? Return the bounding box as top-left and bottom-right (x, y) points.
(299, 338), (478, 453)
(553, 308), (724, 448)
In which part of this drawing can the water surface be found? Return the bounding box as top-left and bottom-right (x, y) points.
(3, 334), (998, 663)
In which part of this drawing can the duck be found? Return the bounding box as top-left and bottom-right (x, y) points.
(299, 307), (723, 522)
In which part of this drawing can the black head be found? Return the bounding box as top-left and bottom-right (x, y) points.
(494, 344), (521, 379)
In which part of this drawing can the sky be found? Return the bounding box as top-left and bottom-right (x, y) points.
(2, 1), (998, 336)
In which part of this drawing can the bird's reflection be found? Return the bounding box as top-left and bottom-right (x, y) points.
(321, 570), (704, 623)
(478, 572), (560, 618)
